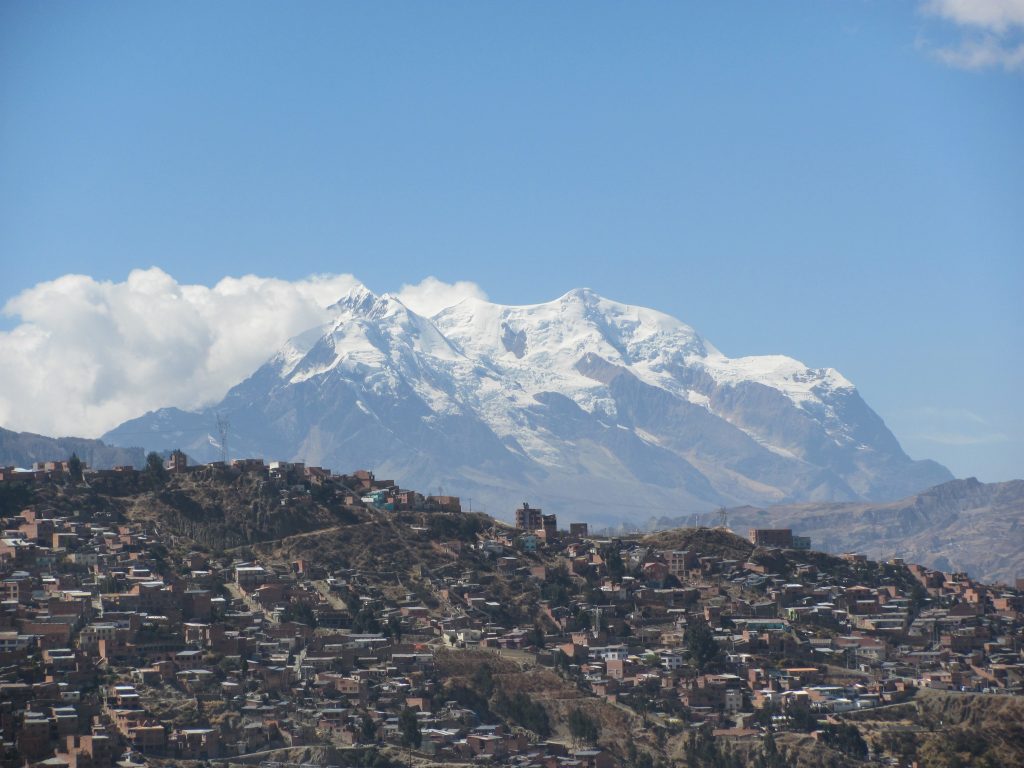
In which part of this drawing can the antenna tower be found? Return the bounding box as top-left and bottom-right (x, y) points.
(716, 506), (728, 530)
(215, 413), (229, 464)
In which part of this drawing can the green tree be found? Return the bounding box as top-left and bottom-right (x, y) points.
(472, 663), (495, 698)
(754, 732), (791, 768)
(343, 588), (362, 613)
(602, 545), (625, 581)
(387, 614), (403, 643)
(145, 451), (167, 482)
(398, 706), (421, 749)
(494, 691), (550, 737)
(752, 701), (778, 730)
(0, 484), (32, 517)
(281, 601), (318, 628)
(360, 713), (377, 743)
(685, 724), (747, 767)
(568, 708), (600, 746)
(444, 684), (492, 721)
(821, 723), (868, 760)
(352, 606), (381, 634)
(686, 616), (721, 671)
(529, 624), (545, 648)
(635, 695), (650, 727)
(542, 580), (571, 607)
(67, 452), (83, 482)
(786, 702), (818, 733)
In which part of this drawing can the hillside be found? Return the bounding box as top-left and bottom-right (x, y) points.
(846, 690), (1024, 767)
(7, 464), (1023, 768)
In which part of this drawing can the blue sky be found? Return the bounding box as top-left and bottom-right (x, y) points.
(0, 1), (1021, 481)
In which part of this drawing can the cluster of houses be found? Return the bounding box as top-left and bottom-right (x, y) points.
(0, 460), (620, 767)
(1, 456), (1022, 768)
(0, 456), (462, 516)
(518, 535), (1024, 727)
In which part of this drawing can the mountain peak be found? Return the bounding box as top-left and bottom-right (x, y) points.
(559, 286), (600, 303)
(103, 286), (952, 524)
(327, 283), (377, 315)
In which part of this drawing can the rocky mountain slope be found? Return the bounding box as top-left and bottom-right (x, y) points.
(102, 285), (951, 526)
(653, 478), (1024, 584)
(0, 426), (144, 470)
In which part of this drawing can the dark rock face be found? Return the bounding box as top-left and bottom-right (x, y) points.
(103, 288), (953, 525)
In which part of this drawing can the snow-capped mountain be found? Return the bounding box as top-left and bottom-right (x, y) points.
(103, 285), (952, 525)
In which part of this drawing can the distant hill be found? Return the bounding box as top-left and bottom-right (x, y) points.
(654, 478), (1024, 585)
(0, 426), (144, 470)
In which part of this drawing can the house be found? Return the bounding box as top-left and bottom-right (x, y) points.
(660, 649), (685, 671)
(748, 529), (794, 548)
(234, 565), (267, 591)
(172, 727), (221, 758)
(165, 450), (189, 473)
(515, 502), (543, 530)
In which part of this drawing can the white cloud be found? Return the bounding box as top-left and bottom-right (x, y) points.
(933, 36), (1024, 71)
(0, 268), (362, 438)
(394, 276), (489, 317)
(924, 0), (1024, 33)
(922, 0), (1024, 71)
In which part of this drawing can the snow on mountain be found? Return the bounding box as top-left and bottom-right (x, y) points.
(103, 283), (952, 525)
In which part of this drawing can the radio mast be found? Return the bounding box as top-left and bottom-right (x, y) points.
(215, 413), (229, 464)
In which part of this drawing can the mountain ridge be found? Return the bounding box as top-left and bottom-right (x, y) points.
(102, 284), (952, 524)
(645, 477), (1023, 584)
(0, 426), (144, 471)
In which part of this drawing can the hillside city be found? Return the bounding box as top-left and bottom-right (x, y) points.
(1, 454), (1022, 768)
